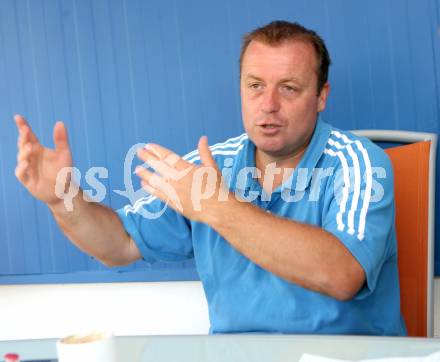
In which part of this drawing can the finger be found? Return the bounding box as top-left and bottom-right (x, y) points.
(14, 114), (28, 131)
(145, 143), (188, 170)
(198, 136), (218, 169)
(15, 160), (29, 183)
(16, 127), (38, 154)
(137, 148), (181, 180)
(140, 181), (175, 208)
(17, 128), (27, 150)
(14, 115), (39, 144)
(17, 126), (31, 150)
(135, 165), (156, 185)
(144, 143), (172, 159)
(135, 165), (170, 189)
(53, 121), (70, 151)
(136, 166), (182, 209)
(141, 181), (159, 197)
(16, 142), (33, 162)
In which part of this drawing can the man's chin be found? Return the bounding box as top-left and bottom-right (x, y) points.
(255, 144), (289, 159)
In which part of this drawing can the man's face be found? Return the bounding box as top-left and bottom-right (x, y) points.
(240, 40), (329, 161)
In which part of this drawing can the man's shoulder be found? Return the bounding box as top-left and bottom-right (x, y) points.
(322, 124), (392, 170)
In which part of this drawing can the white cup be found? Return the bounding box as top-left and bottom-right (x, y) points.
(56, 331), (117, 362)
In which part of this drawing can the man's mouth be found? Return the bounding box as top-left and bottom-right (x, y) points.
(261, 124), (280, 129)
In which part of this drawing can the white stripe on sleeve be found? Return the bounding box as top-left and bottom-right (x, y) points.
(328, 136), (361, 235)
(324, 148), (350, 232)
(329, 131), (373, 241)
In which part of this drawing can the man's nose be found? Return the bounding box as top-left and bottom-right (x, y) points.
(261, 88), (280, 113)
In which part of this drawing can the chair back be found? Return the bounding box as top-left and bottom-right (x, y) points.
(351, 130), (437, 337)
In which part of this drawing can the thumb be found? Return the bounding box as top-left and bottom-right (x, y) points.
(53, 121), (70, 151)
(198, 136), (217, 169)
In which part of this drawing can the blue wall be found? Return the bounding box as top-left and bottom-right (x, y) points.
(0, 0), (439, 283)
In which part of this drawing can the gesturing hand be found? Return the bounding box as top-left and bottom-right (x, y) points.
(14, 114), (73, 207)
(135, 136), (230, 223)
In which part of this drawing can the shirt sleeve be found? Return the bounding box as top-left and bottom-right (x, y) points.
(116, 195), (194, 264)
(322, 139), (396, 300)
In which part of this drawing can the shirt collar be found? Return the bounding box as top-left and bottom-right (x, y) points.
(232, 118), (332, 192)
(281, 118), (332, 192)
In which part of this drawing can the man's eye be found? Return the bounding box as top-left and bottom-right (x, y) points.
(249, 83), (263, 90)
(281, 85), (298, 93)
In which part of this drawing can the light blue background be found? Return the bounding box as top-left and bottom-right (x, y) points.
(0, 0), (439, 282)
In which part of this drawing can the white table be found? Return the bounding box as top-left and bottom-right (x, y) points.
(1, 334), (440, 361)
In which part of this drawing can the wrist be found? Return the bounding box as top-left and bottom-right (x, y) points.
(47, 189), (82, 216)
(47, 197), (67, 214)
(202, 193), (242, 231)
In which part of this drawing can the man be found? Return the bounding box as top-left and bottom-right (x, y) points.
(14, 20), (406, 335)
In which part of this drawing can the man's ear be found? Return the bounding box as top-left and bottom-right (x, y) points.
(317, 82), (330, 113)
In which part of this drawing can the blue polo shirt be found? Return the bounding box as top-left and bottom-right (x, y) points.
(117, 119), (406, 335)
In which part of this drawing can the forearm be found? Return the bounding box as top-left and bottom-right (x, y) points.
(206, 197), (365, 300)
(134, 140), (364, 299)
(14, 116), (140, 266)
(48, 190), (140, 266)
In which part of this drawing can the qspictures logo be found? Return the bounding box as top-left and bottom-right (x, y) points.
(54, 143), (387, 220)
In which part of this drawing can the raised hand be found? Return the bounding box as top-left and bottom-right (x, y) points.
(135, 136), (230, 222)
(14, 114), (73, 207)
